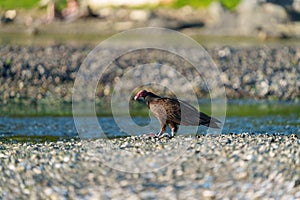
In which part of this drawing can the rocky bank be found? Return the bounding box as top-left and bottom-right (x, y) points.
(0, 44), (299, 103)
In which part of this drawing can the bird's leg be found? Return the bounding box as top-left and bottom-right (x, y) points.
(169, 123), (178, 138)
(156, 124), (166, 137)
(171, 128), (176, 138)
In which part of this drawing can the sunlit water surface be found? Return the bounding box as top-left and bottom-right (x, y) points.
(0, 115), (298, 138)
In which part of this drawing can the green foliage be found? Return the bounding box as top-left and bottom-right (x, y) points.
(0, 0), (39, 9)
(55, 0), (67, 11)
(0, 0), (67, 11)
(173, 0), (240, 10)
(173, 0), (213, 8)
(0, 0), (240, 11)
(220, 0), (240, 10)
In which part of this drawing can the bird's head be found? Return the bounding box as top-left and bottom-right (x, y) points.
(134, 89), (148, 100)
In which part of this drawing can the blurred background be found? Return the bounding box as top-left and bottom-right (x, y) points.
(2, 0), (300, 42)
(0, 0), (299, 135)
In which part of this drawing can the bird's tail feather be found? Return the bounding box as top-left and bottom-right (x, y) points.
(199, 112), (221, 129)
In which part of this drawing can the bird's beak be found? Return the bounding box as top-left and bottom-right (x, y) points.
(134, 95), (139, 100)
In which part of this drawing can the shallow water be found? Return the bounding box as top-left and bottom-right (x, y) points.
(2, 32), (300, 47)
(0, 114), (299, 139)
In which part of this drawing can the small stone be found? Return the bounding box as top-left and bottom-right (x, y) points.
(130, 10), (150, 21)
(202, 190), (216, 199)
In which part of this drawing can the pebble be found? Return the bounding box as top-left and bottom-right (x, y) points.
(0, 134), (299, 199)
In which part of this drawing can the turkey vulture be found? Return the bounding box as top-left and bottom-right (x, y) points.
(134, 90), (221, 137)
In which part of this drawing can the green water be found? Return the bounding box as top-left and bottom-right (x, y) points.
(0, 102), (299, 140)
(1, 101), (299, 117)
(0, 32), (108, 46)
(2, 32), (300, 47)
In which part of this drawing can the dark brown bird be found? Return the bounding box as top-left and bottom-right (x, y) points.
(134, 90), (221, 137)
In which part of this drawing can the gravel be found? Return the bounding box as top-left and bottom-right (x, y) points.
(0, 45), (300, 103)
(0, 134), (299, 199)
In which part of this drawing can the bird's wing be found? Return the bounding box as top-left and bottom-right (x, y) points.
(165, 98), (216, 126)
(148, 99), (169, 125)
(163, 98), (182, 124)
(177, 99), (204, 126)
(149, 97), (220, 127)
(179, 99), (221, 127)
(149, 98), (199, 126)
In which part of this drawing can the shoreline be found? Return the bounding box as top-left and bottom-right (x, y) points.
(0, 100), (299, 117)
(3, 31), (300, 47)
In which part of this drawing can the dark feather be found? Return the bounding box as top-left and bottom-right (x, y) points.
(140, 91), (220, 128)
(134, 90), (221, 136)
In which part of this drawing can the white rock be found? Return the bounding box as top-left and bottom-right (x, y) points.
(130, 10), (150, 21)
(4, 10), (17, 20)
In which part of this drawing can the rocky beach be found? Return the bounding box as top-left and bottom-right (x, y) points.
(0, 0), (300, 199)
(0, 134), (299, 199)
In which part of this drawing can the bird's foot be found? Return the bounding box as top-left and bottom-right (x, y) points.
(140, 132), (174, 139)
(139, 132), (157, 139)
(156, 132), (173, 139)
